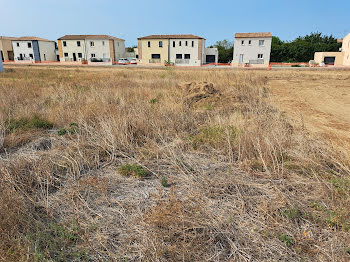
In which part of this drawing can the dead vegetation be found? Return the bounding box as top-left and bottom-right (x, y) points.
(0, 67), (350, 261)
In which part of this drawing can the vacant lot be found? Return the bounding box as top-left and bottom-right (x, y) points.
(0, 66), (349, 262)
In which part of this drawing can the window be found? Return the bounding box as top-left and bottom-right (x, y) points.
(249, 40), (252, 45)
(16, 42), (19, 47)
(102, 41), (105, 46)
(64, 53), (68, 57)
(63, 41), (67, 47)
(192, 41), (194, 47)
(159, 41), (163, 47)
(29, 54), (33, 59)
(179, 41), (182, 46)
(78, 53), (82, 58)
(184, 54), (190, 59)
(90, 41), (94, 47)
(176, 54), (182, 59)
(173, 41), (175, 47)
(148, 41), (151, 47)
(241, 40), (244, 45)
(44, 54), (46, 60)
(136, 54), (139, 59)
(258, 54), (263, 59)
(185, 41), (188, 46)
(27, 42), (32, 48)
(77, 41), (81, 47)
(259, 40), (265, 46)
(151, 54), (160, 59)
(118, 42), (120, 46)
(91, 53), (96, 57)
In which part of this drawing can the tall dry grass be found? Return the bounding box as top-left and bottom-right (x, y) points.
(0, 67), (349, 261)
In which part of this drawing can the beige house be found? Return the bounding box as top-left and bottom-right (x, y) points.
(137, 34), (218, 66)
(57, 35), (125, 63)
(0, 36), (17, 61)
(314, 33), (350, 66)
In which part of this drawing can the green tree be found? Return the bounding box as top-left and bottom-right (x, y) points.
(270, 32), (341, 62)
(212, 40), (234, 63)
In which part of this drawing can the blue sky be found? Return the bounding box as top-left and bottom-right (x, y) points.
(1, 0), (349, 46)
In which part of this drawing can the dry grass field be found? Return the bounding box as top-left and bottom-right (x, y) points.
(0, 66), (350, 262)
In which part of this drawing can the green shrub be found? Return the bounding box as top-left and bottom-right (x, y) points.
(280, 208), (302, 220)
(118, 164), (148, 178)
(57, 123), (79, 136)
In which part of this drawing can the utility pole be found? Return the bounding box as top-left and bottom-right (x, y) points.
(0, 52), (4, 72)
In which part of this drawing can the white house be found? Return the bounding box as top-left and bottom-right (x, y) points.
(232, 32), (272, 67)
(12, 37), (57, 63)
(57, 35), (125, 63)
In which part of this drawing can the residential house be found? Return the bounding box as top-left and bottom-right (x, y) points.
(137, 34), (218, 66)
(0, 36), (17, 61)
(314, 33), (350, 66)
(12, 37), (57, 63)
(232, 32), (272, 67)
(57, 35), (125, 63)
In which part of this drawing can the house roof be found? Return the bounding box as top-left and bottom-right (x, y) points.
(15, 36), (54, 42)
(58, 35), (124, 41)
(235, 32), (272, 38)
(337, 39), (343, 43)
(138, 34), (205, 40)
(0, 36), (18, 40)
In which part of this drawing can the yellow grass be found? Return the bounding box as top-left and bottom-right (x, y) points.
(0, 66), (349, 261)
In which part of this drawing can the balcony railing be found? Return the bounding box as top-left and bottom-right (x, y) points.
(149, 59), (161, 63)
(175, 59), (190, 64)
(249, 59), (264, 64)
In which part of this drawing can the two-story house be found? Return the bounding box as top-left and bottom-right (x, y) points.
(137, 34), (218, 66)
(0, 36), (17, 61)
(12, 37), (57, 63)
(57, 35), (125, 63)
(232, 32), (272, 67)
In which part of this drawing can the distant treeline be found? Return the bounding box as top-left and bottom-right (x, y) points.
(211, 32), (341, 63)
(271, 33), (341, 62)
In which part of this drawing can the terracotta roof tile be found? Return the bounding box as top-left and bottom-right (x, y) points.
(235, 32), (272, 38)
(58, 35), (124, 41)
(15, 36), (54, 42)
(138, 34), (204, 40)
(0, 36), (18, 40)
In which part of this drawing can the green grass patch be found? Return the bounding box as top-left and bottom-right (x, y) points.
(57, 123), (79, 136)
(279, 233), (294, 247)
(190, 125), (238, 149)
(27, 222), (88, 262)
(118, 164), (148, 178)
(7, 115), (53, 132)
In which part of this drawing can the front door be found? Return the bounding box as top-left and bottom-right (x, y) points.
(239, 54), (244, 63)
(19, 54), (23, 60)
(0, 51), (3, 61)
(73, 53), (77, 61)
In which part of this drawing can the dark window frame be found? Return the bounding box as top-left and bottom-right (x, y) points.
(148, 41), (151, 47)
(151, 54), (161, 59)
(184, 54), (190, 59)
(64, 52), (68, 57)
(77, 41), (81, 47)
(159, 41), (163, 47)
(63, 41), (67, 47)
(176, 54), (182, 59)
(78, 53), (82, 58)
(27, 42), (32, 48)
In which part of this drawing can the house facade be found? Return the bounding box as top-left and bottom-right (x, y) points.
(57, 35), (125, 63)
(12, 37), (57, 63)
(314, 33), (350, 66)
(0, 36), (17, 61)
(232, 32), (272, 67)
(137, 34), (218, 66)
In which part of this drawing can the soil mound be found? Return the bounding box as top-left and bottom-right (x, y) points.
(183, 82), (220, 105)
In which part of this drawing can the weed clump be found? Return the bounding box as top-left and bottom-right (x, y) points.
(118, 164), (148, 178)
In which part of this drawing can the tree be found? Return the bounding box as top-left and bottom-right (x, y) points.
(212, 40), (234, 63)
(270, 32), (341, 62)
